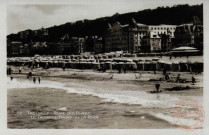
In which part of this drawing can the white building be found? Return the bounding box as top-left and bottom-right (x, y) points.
(148, 25), (177, 38)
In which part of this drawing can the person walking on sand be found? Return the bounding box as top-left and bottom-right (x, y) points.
(28, 71), (32, 79)
(176, 74), (181, 83)
(155, 84), (160, 93)
(192, 76), (196, 85)
(10, 76), (13, 81)
(33, 77), (36, 84)
(38, 77), (41, 84)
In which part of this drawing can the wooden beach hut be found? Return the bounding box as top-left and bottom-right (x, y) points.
(172, 62), (180, 71)
(137, 61), (144, 71)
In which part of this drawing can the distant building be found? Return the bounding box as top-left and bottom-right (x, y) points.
(104, 19), (148, 53)
(174, 23), (203, 50)
(19, 30), (30, 40)
(19, 44), (30, 55)
(85, 36), (103, 54)
(59, 36), (85, 55)
(93, 37), (103, 54)
(8, 41), (23, 56)
(104, 22), (128, 53)
(141, 32), (161, 52)
(71, 37), (85, 55)
(148, 25), (176, 52)
(32, 42), (47, 48)
(148, 25), (176, 38)
(128, 20), (148, 53)
(7, 39), (12, 56)
(59, 42), (73, 54)
(105, 20), (177, 53)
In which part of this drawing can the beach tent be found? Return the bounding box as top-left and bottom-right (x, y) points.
(172, 61), (180, 71)
(137, 61), (144, 70)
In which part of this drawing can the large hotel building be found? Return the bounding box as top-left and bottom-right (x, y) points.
(104, 19), (177, 53)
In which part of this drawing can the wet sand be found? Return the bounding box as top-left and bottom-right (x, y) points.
(7, 66), (203, 129)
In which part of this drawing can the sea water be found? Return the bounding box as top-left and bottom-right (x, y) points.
(7, 77), (203, 128)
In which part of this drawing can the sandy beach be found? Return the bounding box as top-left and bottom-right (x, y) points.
(7, 66), (203, 129)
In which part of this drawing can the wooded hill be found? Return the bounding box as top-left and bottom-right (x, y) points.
(7, 4), (203, 43)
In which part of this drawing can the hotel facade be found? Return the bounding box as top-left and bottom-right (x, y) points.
(104, 19), (177, 53)
(104, 19), (148, 53)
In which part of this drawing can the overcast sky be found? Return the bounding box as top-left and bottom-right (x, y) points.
(7, 0), (203, 34)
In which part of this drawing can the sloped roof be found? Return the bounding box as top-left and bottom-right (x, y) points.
(171, 46), (199, 52)
(172, 46), (197, 50)
(137, 23), (146, 26)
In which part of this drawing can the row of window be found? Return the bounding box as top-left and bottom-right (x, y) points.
(150, 27), (176, 30)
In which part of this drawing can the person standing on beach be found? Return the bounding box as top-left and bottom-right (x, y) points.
(33, 77), (36, 84)
(176, 74), (181, 83)
(192, 76), (196, 85)
(10, 77), (13, 81)
(18, 67), (22, 74)
(155, 84), (160, 93)
(38, 77), (41, 84)
(28, 72), (32, 79)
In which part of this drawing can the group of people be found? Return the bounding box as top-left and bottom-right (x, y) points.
(27, 71), (41, 84)
(161, 67), (196, 84)
(8, 66), (42, 84)
(32, 76), (41, 84)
